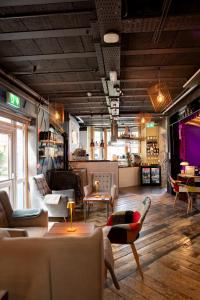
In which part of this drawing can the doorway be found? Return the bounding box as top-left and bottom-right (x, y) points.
(0, 116), (28, 208)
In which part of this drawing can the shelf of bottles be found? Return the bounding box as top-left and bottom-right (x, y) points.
(146, 136), (159, 164)
(38, 130), (64, 171)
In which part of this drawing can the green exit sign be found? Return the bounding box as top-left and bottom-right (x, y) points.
(146, 122), (155, 128)
(7, 92), (21, 109)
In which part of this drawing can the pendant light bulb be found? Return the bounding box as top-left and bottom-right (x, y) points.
(157, 91), (164, 103)
(141, 116), (145, 124)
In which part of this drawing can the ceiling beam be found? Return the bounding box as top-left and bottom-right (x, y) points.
(0, 10), (93, 20)
(121, 78), (186, 82)
(49, 94), (149, 101)
(42, 89), (103, 95)
(1, 52), (96, 62)
(0, 0), (88, 7)
(30, 77), (184, 87)
(121, 65), (198, 71)
(31, 80), (101, 86)
(122, 48), (200, 56)
(0, 27), (91, 41)
(50, 95), (105, 100)
(11, 64), (197, 76)
(122, 15), (200, 33)
(12, 68), (98, 75)
(122, 87), (181, 91)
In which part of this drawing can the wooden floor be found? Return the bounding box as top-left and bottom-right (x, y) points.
(84, 186), (200, 300)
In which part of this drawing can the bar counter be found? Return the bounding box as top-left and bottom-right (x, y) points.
(119, 166), (140, 188)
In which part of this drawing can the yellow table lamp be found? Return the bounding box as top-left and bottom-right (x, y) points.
(67, 201), (76, 232)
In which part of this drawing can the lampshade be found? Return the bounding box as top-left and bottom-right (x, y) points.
(67, 201), (75, 210)
(148, 82), (172, 112)
(138, 113), (152, 125)
(180, 161), (189, 166)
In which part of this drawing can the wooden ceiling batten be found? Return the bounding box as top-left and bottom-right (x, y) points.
(0, 0), (88, 7)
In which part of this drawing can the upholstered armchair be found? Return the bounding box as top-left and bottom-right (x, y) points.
(33, 174), (75, 219)
(0, 191), (48, 237)
(103, 197), (151, 279)
(85, 172), (117, 207)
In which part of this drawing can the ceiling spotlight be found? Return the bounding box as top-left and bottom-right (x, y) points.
(87, 92), (92, 97)
(109, 71), (117, 83)
(104, 32), (119, 44)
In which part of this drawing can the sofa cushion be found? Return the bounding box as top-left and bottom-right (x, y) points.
(12, 209), (42, 219)
(0, 201), (8, 227)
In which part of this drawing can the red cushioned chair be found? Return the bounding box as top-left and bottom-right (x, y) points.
(169, 176), (191, 213)
(104, 196), (151, 279)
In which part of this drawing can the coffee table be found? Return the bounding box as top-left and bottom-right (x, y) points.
(83, 193), (112, 221)
(45, 222), (94, 237)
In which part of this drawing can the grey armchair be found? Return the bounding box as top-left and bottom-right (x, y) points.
(33, 174), (75, 219)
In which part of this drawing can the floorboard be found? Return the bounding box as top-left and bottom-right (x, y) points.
(76, 186), (200, 299)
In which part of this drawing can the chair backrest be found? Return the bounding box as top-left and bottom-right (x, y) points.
(34, 174), (52, 196)
(0, 191), (13, 227)
(136, 196), (151, 228)
(89, 172), (113, 193)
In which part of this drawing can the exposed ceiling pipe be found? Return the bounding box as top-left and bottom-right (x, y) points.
(153, 0), (172, 44)
(183, 68), (200, 88)
(0, 67), (49, 106)
(163, 67), (200, 114)
(162, 85), (197, 114)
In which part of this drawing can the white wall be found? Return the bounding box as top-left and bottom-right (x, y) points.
(80, 129), (87, 150)
(69, 115), (80, 159)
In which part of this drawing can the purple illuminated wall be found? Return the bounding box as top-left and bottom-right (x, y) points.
(180, 124), (200, 166)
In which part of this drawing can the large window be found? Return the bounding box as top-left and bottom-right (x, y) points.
(107, 127), (140, 160)
(0, 116), (28, 208)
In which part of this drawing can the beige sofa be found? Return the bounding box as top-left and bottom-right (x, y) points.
(0, 228), (104, 300)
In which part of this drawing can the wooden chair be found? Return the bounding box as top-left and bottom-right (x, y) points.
(169, 176), (191, 213)
(104, 197), (151, 279)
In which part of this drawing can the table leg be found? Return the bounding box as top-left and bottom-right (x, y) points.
(107, 202), (109, 219)
(84, 201), (87, 222)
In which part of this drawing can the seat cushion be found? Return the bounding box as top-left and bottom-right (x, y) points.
(0, 201), (9, 227)
(12, 209), (42, 219)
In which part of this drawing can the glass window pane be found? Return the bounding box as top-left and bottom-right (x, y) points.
(0, 133), (9, 181)
(16, 128), (24, 178)
(17, 182), (24, 209)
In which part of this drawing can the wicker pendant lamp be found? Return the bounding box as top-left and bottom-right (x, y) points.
(148, 67), (172, 112)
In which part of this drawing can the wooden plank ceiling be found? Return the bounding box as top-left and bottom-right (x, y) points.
(0, 0), (200, 126)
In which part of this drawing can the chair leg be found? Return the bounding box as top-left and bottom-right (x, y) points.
(130, 243), (144, 279)
(174, 192), (179, 207)
(190, 196), (193, 212)
(186, 192), (191, 214)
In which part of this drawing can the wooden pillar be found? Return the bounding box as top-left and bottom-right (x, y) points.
(104, 128), (107, 160)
